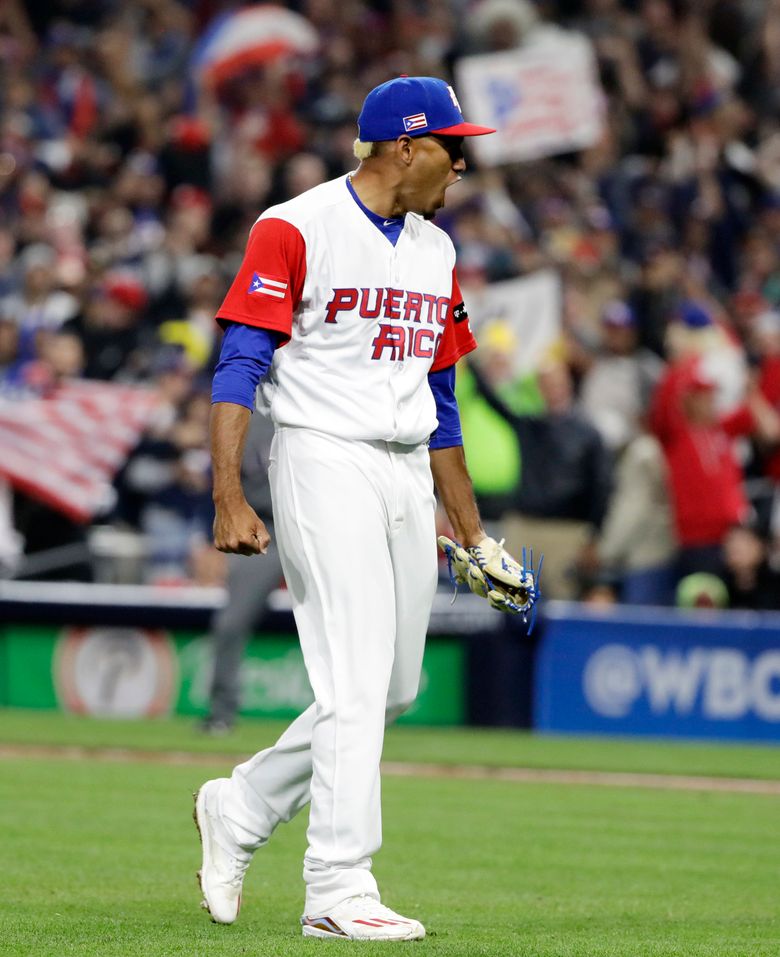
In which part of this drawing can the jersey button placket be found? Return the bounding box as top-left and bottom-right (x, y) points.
(388, 249), (402, 440)
(390, 248), (403, 376)
(390, 246), (400, 287)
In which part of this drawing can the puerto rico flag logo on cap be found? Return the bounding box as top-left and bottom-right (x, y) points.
(248, 272), (287, 299)
(403, 113), (427, 132)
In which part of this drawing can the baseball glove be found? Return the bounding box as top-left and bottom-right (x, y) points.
(438, 535), (541, 629)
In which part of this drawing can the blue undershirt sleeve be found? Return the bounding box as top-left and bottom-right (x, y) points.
(428, 365), (463, 450)
(211, 322), (278, 410)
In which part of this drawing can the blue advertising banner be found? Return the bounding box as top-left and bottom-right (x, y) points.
(535, 604), (780, 741)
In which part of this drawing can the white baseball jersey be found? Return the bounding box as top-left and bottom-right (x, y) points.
(217, 174), (476, 445)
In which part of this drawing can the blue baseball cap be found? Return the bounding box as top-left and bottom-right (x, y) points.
(679, 300), (713, 329)
(357, 76), (495, 142)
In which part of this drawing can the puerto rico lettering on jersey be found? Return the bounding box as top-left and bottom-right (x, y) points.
(370, 324), (439, 361)
(324, 287), (449, 326)
(324, 286), (453, 362)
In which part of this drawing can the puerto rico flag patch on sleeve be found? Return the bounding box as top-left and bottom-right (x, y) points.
(248, 273), (287, 299)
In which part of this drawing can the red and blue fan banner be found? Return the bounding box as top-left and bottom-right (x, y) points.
(190, 5), (319, 87)
(0, 379), (159, 524)
(455, 33), (605, 165)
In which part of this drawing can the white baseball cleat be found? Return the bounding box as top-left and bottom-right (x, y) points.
(301, 894), (426, 940)
(193, 778), (252, 924)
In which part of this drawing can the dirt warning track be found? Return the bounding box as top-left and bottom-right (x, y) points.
(1, 743), (778, 795)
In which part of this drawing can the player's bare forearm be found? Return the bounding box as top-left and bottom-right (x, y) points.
(209, 401), (271, 554)
(210, 401), (251, 504)
(429, 445), (485, 547)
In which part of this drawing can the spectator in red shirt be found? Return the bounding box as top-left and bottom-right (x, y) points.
(650, 357), (779, 578)
(753, 310), (780, 484)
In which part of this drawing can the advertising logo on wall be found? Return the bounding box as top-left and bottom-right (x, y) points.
(4, 623), (463, 725)
(177, 635), (315, 717)
(175, 635), (452, 724)
(53, 627), (178, 718)
(582, 643), (780, 722)
(535, 609), (780, 741)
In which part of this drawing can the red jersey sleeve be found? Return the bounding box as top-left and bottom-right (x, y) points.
(430, 270), (477, 372)
(216, 217), (306, 341)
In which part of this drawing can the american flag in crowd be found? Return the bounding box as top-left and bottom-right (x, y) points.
(0, 379), (159, 523)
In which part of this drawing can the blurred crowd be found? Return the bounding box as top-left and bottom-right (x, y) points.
(1, 0), (779, 609)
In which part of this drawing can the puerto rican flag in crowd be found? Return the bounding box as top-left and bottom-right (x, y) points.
(248, 272), (287, 299)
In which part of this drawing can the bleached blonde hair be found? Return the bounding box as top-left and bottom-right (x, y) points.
(353, 138), (380, 160)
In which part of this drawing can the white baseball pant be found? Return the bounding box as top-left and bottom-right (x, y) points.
(216, 427), (438, 916)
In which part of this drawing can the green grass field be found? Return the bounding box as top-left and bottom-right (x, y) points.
(0, 710), (778, 956)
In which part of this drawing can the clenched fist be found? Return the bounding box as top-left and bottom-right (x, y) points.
(213, 497), (271, 555)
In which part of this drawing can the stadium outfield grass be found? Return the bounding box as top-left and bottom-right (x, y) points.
(0, 710), (778, 956)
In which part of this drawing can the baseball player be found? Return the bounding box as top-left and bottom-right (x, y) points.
(194, 76), (538, 941)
